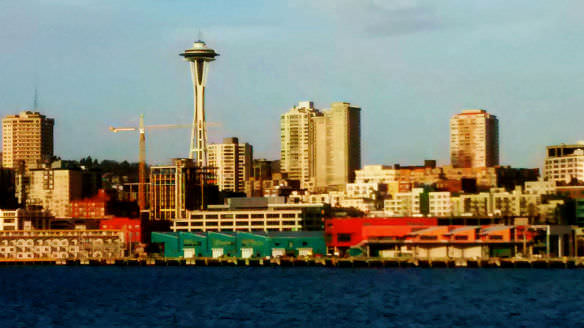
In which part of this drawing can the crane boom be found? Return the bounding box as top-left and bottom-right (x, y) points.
(109, 116), (222, 212)
(109, 127), (137, 133)
(145, 124), (191, 129)
(110, 122), (220, 132)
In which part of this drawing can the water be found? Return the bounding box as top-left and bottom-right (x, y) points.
(0, 266), (582, 328)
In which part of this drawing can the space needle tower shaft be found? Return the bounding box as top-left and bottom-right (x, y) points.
(180, 40), (219, 167)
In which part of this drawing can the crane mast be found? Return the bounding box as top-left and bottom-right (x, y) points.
(109, 115), (221, 213)
(138, 115), (146, 211)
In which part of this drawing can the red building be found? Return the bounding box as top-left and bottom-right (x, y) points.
(100, 217), (141, 245)
(325, 217), (540, 258)
(71, 189), (110, 218)
(325, 217), (438, 249)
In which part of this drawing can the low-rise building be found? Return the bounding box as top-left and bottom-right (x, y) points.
(354, 162), (538, 193)
(151, 231), (326, 258)
(0, 229), (124, 260)
(544, 142), (584, 184)
(383, 188), (424, 217)
(71, 189), (110, 219)
(354, 165), (398, 184)
(100, 217), (141, 253)
(325, 218), (555, 259)
(346, 182), (386, 199)
(0, 209), (19, 231)
(428, 192), (452, 217)
(337, 198), (376, 213)
(172, 197), (325, 233)
(0, 208), (52, 231)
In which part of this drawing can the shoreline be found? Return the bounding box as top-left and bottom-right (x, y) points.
(1, 256), (583, 269)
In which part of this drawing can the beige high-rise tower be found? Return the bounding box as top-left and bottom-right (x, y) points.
(2, 111), (54, 170)
(280, 101), (321, 189)
(208, 137), (253, 193)
(450, 109), (499, 168)
(313, 102), (361, 191)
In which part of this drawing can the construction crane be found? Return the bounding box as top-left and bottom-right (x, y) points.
(109, 115), (220, 211)
(109, 115), (190, 211)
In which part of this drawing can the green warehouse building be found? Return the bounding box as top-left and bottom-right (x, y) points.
(151, 231), (326, 259)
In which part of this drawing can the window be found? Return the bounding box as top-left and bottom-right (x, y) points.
(337, 233), (351, 242)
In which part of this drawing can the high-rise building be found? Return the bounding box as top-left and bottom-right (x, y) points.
(149, 158), (197, 221)
(450, 109), (499, 168)
(208, 137), (252, 193)
(280, 101), (321, 189)
(252, 159), (274, 180)
(27, 167), (82, 218)
(544, 142), (584, 184)
(313, 102), (361, 191)
(149, 158), (216, 220)
(2, 111), (54, 170)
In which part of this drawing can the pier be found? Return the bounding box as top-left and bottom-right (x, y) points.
(2, 257), (584, 268)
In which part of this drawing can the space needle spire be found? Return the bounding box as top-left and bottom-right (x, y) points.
(180, 39), (219, 167)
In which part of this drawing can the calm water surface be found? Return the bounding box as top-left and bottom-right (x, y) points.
(0, 266), (582, 327)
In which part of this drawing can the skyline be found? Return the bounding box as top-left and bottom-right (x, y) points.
(1, 1), (584, 168)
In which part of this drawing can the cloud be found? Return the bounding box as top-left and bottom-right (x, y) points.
(293, 0), (440, 37)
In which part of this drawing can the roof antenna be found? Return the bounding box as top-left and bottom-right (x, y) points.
(33, 82), (39, 111)
(32, 57), (39, 111)
(198, 29), (203, 42)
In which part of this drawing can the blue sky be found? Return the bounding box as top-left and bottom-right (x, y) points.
(1, 0), (583, 167)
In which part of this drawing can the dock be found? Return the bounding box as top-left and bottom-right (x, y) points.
(2, 257), (584, 268)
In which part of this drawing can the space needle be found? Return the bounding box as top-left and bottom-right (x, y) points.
(180, 40), (219, 167)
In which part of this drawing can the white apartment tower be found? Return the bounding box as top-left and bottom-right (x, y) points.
(450, 109), (499, 168)
(208, 137), (253, 193)
(2, 111), (54, 170)
(280, 101), (321, 189)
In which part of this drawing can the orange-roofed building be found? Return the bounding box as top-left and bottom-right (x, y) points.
(406, 226), (451, 243)
(480, 225), (513, 243)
